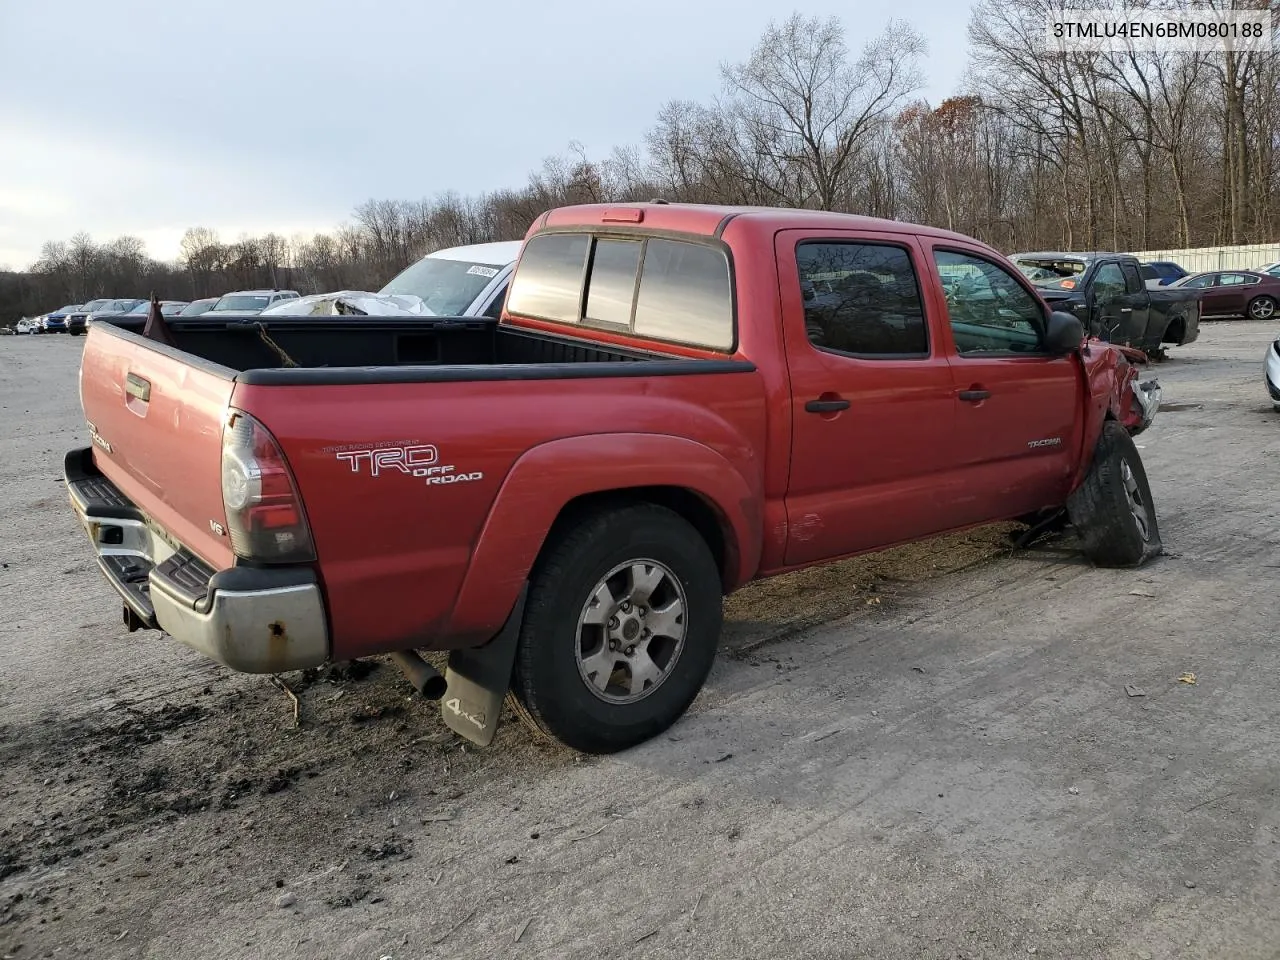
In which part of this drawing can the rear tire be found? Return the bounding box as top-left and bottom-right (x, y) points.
(511, 502), (722, 753)
(1248, 296), (1277, 321)
(1067, 421), (1162, 567)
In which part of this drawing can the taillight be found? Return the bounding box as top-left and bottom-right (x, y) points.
(221, 409), (316, 564)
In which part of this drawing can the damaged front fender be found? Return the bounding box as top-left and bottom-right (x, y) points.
(1070, 339), (1160, 493)
(1082, 338), (1160, 437)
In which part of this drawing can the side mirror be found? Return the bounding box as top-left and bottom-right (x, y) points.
(1045, 310), (1085, 355)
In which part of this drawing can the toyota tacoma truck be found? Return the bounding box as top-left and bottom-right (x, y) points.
(65, 203), (1162, 754)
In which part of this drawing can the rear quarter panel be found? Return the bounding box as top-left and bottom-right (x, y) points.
(1150, 288), (1201, 344)
(231, 368), (768, 657)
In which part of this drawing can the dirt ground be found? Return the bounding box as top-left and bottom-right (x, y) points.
(2, 323), (1278, 960)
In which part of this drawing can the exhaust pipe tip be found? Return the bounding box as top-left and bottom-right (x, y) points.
(389, 650), (448, 701)
(420, 673), (448, 701)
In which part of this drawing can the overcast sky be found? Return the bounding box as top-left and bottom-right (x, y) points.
(0, 0), (972, 269)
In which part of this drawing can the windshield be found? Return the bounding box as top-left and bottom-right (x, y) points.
(55, 304), (79, 313)
(213, 294), (270, 311)
(1015, 264), (1058, 282)
(127, 302), (150, 314)
(1012, 257), (1089, 289)
(378, 256), (505, 315)
(81, 300), (110, 311)
(179, 300), (216, 316)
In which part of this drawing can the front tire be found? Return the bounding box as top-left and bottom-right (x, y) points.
(1067, 422), (1162, 567)
(1248, 296), (1277, 321)
(511, 502), (722, 753)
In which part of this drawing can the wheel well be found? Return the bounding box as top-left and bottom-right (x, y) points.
(545, 486), (732, 588)
(1163, 318), (1184, 343)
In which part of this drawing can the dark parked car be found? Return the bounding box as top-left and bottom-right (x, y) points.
(41, 304), (82, 332)
(1172, 270), (1280, 321)
(1140, 261), (1188, 286)
(67, 298), (145, 335)
(1010, 252), (1200, 354)
(87, 300), (190, 328)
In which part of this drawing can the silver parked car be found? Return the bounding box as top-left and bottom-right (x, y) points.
(260, 240), (521, 318)
(204, 289), (301, 316)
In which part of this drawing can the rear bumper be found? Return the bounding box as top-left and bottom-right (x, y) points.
(64, 447), (329, 673)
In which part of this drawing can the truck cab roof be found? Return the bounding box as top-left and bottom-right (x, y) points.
(538, 202), (997, 248)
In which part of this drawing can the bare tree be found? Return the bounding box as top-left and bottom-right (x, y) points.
(722, 14), (925, 209)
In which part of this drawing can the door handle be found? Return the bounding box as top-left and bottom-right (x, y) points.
(125, 373), (151, 403)
(958, 389), (991, 402)
(805, 398), (851, 413)
(1120, 307), (1133, 313)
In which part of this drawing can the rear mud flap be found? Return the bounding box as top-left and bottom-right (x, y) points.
(440, 585), (528, 747)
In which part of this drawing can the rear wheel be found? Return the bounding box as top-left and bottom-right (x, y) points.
(511, 502), (722, 753)
(1248, 296), (1277, 321)
(1067, 421), (1162, 567)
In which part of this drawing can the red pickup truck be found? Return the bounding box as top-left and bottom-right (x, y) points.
(66, 203), (1162, 753)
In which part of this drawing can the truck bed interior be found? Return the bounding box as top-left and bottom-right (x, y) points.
(101, 315), (666, 373)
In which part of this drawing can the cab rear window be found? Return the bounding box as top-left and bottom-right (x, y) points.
(506, 231), (734, 351)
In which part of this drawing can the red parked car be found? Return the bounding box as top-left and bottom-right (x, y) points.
(1173, 269), (1280, 321)
(65, 203), (1162, 753)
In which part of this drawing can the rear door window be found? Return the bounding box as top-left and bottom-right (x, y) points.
(1219, 273), (1253, 286)
(797, 242), (928, 356)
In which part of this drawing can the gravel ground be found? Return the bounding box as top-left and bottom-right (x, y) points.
(1, 324), (1278, 960)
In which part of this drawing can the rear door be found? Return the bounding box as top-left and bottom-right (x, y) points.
(1087, 260), (1149, 347)
(1119, 261), (1155, 344)
(922, 243), (1081, 523)
(778, 229), (960, 565)
(80, 324), (237, 568)
(1210, 273), (1253, 316)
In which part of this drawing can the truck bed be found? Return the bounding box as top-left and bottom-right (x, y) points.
(99, 314), (674, 377)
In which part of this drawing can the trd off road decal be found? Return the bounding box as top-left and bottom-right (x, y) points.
(331, 443), (483, 486)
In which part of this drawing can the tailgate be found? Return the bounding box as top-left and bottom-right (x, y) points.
(79, 324), (236, 569)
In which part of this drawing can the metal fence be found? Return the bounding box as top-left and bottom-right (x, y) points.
(1128, 243), (1280, 273)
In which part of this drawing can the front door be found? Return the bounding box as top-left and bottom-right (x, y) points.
(1179, 271), (1219, 315)
(925, 244), (1083, 524)
(778, 231), (960, 566)
(1090, 261), (1149, 347)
